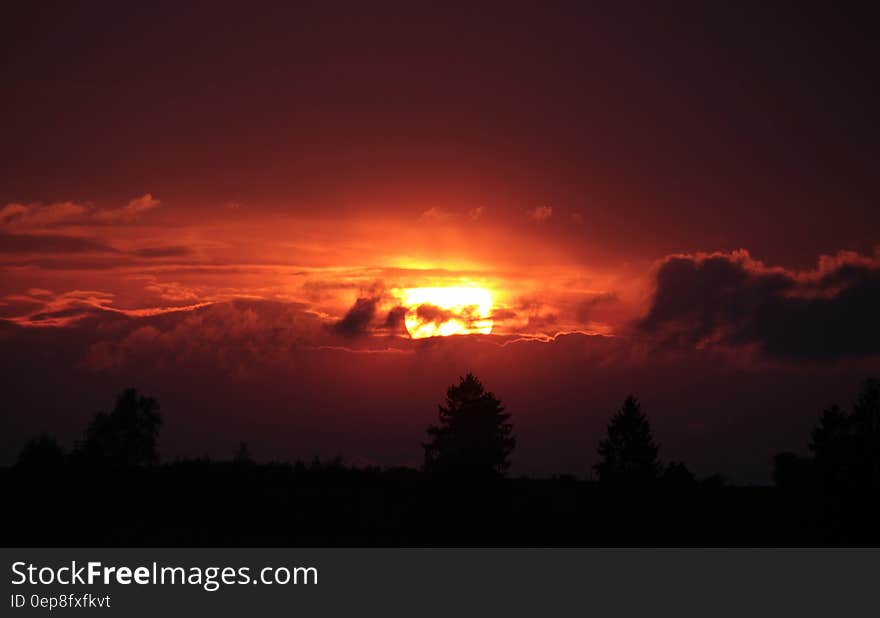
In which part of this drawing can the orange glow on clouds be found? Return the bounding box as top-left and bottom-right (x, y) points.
(394, 286), (493, 338)
(0, 202), (631, 340)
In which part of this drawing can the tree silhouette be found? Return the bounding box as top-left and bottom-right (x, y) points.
(233, 441), (254, 465)
(595, 395), (661, 486)
(662, 461), (695, 488)
(423, 373), (515, 477)
(810, 379), (880, 490)
(75, 388), (162, 468)
(16, 433), (65, 474)
(810, 404), (852, 489)
(850, 378), (880, 488)
(772, 452), (812, 489)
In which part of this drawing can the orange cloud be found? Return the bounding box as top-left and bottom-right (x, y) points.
(419, 207), (453, 222)
(93, 194), (161, 223)
(468, 206), (485, 220)
(0, 194), (160, 230)
(527, 205), (552, 222)
(0, 201), (90, 229)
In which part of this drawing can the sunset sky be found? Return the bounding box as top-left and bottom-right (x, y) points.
(2, 3), (878, 481)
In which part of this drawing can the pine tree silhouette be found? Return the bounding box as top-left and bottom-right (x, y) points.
(15, 433), (65, 474)
(423, 373), (515, 478)
(75, 388), (162, 468)
(595, 395), (661, 486)
(810, 404), (852, 489)
(851, 378), (880, 489)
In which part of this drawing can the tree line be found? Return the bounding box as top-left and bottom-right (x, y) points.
(11, 373), (880, 493)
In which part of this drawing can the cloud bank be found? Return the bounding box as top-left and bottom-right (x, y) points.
(638, 249), (880, 360)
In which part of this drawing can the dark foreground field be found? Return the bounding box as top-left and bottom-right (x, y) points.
(3, 462), (878, 546)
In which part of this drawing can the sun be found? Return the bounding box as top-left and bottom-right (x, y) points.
(394, 286), (494, 339)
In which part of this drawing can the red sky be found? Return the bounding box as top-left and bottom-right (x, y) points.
(2, 3), (879, 481)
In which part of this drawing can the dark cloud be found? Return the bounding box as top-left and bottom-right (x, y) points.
(638, 250), (880, 360)
(0, 233), (193, 258)
(575, 293), (617, 322)
(0, 233), (118, 254)
(134, 246), (193, 258)
(333, 297), (378, 337)
(415, 303), (455, 325)
(80, 300), (329, 371)
(490, 309), (518, 321)
(384, 306), (407, 333)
